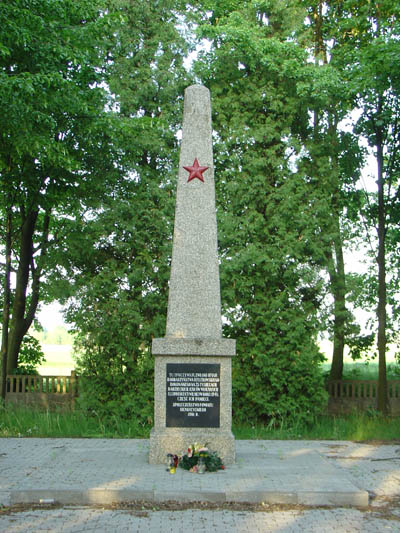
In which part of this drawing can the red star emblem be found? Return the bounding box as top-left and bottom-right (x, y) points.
(183, 158), (209, 182)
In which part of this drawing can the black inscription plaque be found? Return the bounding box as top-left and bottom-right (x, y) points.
(166, 363), (220, 428)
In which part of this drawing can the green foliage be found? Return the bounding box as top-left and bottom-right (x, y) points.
(0, 0), (132, 373)
(60, 0), (192, 423)
(232, 338), (328, 426)
(12, 334), (45, 375)
(346, 333), (376, 361)
(3, 0), (400, 423)
(322, 0), (400, 411)
(76, 351), (154, 428)
(62, 182), (172, 426)
(193, 1), (329, 424)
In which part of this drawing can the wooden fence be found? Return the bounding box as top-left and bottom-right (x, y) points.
(327, 379), (400, 415)
(5, 374), (400, 415)
(5, 372), (78, 411)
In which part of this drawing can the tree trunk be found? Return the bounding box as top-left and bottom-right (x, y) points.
(6, 208), (38, 373)
(327, 118), (347, 382)
(1, 210), (12, 399)
(376, 135), (388, 415)
(328, 232), (347, 381)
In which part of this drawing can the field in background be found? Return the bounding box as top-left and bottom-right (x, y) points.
(30, 326), (75, 376)
(319, 338), (399, 379)
(319, 338), (398, 363)
(320, 361), (400, 380)
(38, 344), (75, 376)
(37, 346), (400, 380)
(33, 333), (398, 378)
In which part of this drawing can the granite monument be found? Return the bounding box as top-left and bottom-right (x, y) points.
(149, 85), (236, 464)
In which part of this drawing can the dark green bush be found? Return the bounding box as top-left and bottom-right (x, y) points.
(75, 348), (154, 429)
(231, 308), (328, 426)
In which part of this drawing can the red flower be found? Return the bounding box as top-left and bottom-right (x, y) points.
(221, 465), (225, 470)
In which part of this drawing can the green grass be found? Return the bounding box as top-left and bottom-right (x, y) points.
(1, 404), (399, 442)
(233, 412), (400, 441)
(0, 404), (150, 439)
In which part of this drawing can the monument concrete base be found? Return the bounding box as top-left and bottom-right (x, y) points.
(149, 427), (236, 464)
(149, 351), (235, 465)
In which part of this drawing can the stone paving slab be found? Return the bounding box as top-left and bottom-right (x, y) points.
(1, 439), (400, 532)
(0, 439), (378, 507)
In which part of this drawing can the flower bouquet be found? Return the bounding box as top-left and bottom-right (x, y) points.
(179, 443), (224, 473)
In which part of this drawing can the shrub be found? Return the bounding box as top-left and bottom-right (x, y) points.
(231, 309), (328, 426)
(75, 348), (154, 429)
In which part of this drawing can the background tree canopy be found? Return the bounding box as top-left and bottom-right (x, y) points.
(0, 0), (130, 395)
(1, 0), (399, 420)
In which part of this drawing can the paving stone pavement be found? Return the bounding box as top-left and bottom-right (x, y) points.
(1, 505), (400, 532)
(0, 439), (399, 532)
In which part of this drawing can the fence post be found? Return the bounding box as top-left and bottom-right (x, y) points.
(70, 371), (77, 409)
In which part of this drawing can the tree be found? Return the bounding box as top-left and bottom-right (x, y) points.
(0, 0), (125, 390)
(296, 0), (365, 380)
(325, 0), (400, 413)
(195, 1), (380, 389)
(193, 0), (329, 424)
(58, 0), (193, 424)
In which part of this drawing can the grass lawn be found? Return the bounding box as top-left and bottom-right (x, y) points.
(0, 404), (399, 442)
(7, 337), (398, 441)
(233, 413), (400, 441)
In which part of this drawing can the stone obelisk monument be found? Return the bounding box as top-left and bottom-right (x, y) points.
(149, 85), (236, 464)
